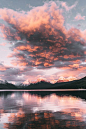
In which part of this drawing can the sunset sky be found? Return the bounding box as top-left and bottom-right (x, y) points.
(0, 0), (86, 84)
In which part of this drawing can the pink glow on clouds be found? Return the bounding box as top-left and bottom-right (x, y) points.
(61, 1), (77, 11)
(0, 42), (6, 46)
(0, 1), (86, 83)
(75, 14), (85, 21)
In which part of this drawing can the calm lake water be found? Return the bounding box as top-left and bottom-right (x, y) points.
(0, 90), (86, 129)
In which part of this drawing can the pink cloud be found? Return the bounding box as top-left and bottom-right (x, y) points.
(0, 1), (86, 83)
(75, 14), (85, 21)
(61, 1), (77, 11)
(0, 42), (6, 46)
(0, 2), (86, 70)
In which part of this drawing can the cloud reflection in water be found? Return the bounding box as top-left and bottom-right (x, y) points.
(0, 91), (86, 128)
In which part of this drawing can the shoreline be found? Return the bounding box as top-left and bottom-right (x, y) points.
(0, 89), (86, 91)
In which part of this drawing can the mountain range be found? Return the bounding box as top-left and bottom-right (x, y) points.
(0, 76), (86, 89)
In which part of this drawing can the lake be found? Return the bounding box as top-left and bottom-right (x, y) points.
(0, 90), (86, 129)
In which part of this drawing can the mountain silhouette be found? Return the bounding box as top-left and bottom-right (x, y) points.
(0, 81), (17, 89)
(0, 76), (86, 89)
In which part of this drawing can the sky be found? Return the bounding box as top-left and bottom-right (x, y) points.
(0, 0), (86, 84)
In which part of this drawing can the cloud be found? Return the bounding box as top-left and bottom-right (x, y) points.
(0, 63), (8, 71)
(0, 63), (25, 82)
(0, 42), (6, 46)
(0, 62), (45, 83)
(0, 1), (86, 82)
(61, 1), (77, 11)
(75, 14), (85, 21)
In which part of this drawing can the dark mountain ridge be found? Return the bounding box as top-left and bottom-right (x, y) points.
(0, 81), (17, 89)
(0, 76), (86, 89)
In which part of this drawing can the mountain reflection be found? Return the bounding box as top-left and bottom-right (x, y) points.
(0, 91), (86, 128)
